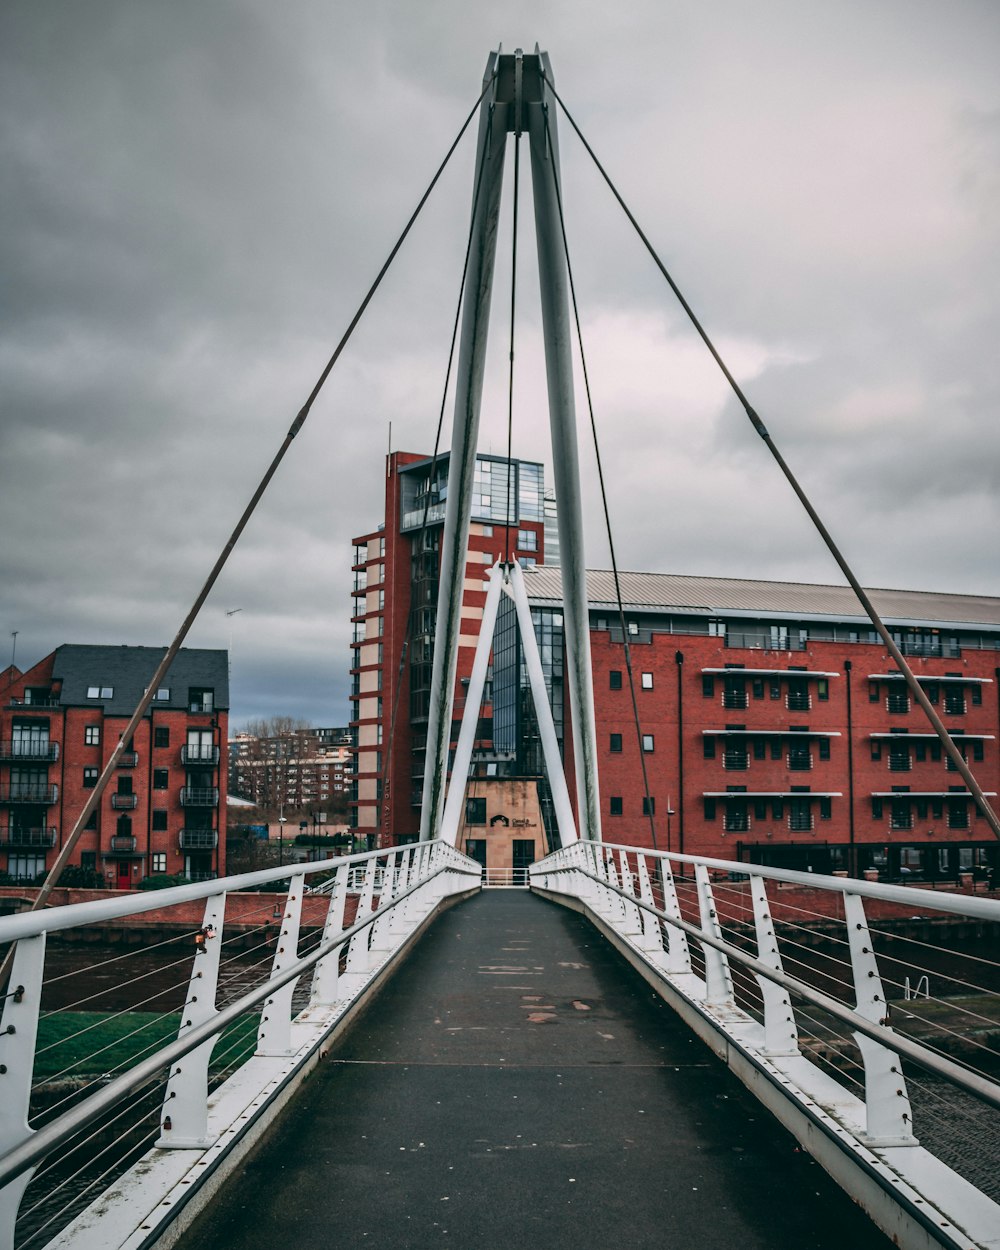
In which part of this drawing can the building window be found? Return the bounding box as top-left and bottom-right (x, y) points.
(724, 802), (749, 832)
(87, 686), (113, 699)
(188, 688), (214, 714)
(703, 737), (716, 759)
(751, 677), (764, 700)
(944, 688), (966, 716)
(947, 800), (968, 830)
(609, 796), (623, 816)
(871, 740), (882, 761)
(971, 685), (982, 706)
(151, 853), (167, 874)
(723, 676), (747, 709)
(787, 742), (812, 772)
(723, 742), (748, 770)
(83, 767), (98, 788)
(609, 670), (622, 690)
(154, 727), (170, 748)
(817, 679), (830, 701)
(641, 672), (653, 691)
(610, 734), (622, 753)
(868, 681), (880, 703)
(788, 800), (813, 832)
(888, 742), (911, 772)
(465, 797), (486, 825)
(152, 810), (168, 831)
(641, 734), (654, 753)
(642, 796), (655, 816)
(702, 676), (714, 698)
(517, 529), (537, 551)
(769, 679), (781, 700)
(886, 689), (910, 714)
(818, 738), (831, 761)
(85, 726), (100, 746)
(703, 798), (716, 820)
(153, 769), (169, 790)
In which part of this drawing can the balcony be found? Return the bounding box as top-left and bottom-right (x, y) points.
(0, 784), (58, 805)
(110, 835), (137, 853)
(111, 793), (138, 810)
(180, 787), (219, 807)
(6, 697), (60, 710)
(0, 741), (59, 763)
(181, 744), (220, 766)
(116, 751), (139, 768)
(786, 692), (812, 711)
(722, 751), (748, 770)
(0, 827), (56, 848)
(179, 829), (219, 850)
(722, 691), (748, 710)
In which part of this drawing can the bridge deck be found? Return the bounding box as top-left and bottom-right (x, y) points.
(177, 891), (892, 1249)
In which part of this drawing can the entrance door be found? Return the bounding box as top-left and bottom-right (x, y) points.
(116, 860), (131, 889)
(465, 839), (487, 881)
(512, 839), (535, 886)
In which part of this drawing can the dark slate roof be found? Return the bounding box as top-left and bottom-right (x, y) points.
(521, 568), (1000, 631)
(52, 645), (229, 716)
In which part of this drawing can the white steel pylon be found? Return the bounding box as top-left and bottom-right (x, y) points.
(419, 47), (601, 845)
(438, 561), (579, 849)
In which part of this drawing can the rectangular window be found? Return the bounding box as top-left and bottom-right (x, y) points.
(887, 689), (910, 714)
(702, 676), (714, 698)
(971, 685), (982, 706)
(641, 672), (653, 691)
(723, 677), (747, 709)
(788, 800), (813, 832)
(944, 688), (966, 715)
(753, 738), (766, 761)
(868, 681), (880, 703)
(752, 677), (764, 700)
(517, 529), (537, 551)
(153, 768), (169, 790)
(871, 797), (883, 820)
(85, 726), (100, 746)
(87, 686), (113, 699)
(152, 810), (168, 831)
(609, 670), (622, 690)
(641, 734), (654, 753)
(819, 797), (832, 820)
(703, 798), (716, 821)
(83, 767), (98, 788)
(888, 742), (911, 772)
(465, 797), (486, 825)
(188, 688), (215, 714)
(151, 853), (167, 874)
(609, 733), (623, 753)
(642, 796), (655, 816)
(769, 679), (781, 700)
(817, 679), (830, 701)
(703, 736), (716, 759)
(609, 796), (623, 816)
(117, 775), (133, 795)
(787, 742), (812, 771)
(724, 801), (750, 832)
(154, 727), (170, 748)
(723, 742), (748, 770)
(769, 739), (782, 761)
(818, 738), (831, 761)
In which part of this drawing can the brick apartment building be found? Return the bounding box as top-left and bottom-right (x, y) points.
(1, 645), (228, 886)
(349, 450), (556, 844)
(511, 568), (1000, 881)
(229, 726), (351, 815)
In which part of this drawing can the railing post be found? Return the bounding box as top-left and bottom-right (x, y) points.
(342, 856), (379, 985)
(0, 934), (45, 1249)
(634, 854), (667, 963)
(256, 872), (306, 1057)
(310, 864), (349, 1007)
(616, 849), (646, 939)
(749, 875), (799, 1057)
(695, 865), (734, 1005)
(843, 893), (917, 1146)
(657, 858), (692, 975)
(158, 892), (226, 1147)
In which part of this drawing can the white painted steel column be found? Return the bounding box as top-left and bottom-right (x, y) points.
(508, 560), (579, 845)
(256, 873), (306, 1057)
(526, 51), (601, 843)
(158, 891), (227, 1147)
(310, 863), (349, 1006)
(0, 934), (44, 1249)
(658, 858), (692, 974)
(420, 54), (510, 840)
(843, 892), (917, 1146)
(440, 563), (506, 847)
(695, 865), (734, 1006)
(749, 876), (799, 1057)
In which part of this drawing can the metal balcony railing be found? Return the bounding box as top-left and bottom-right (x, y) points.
(0, 741), (59, 763)
(786, 692), (812, 710)
(0, 827), (56, 848)
(5, 697), (60, 709)
(111, 793), (138, 810)
(0, 784), (58, 805)
(179, 787), (220, 807)
(116, 751), (139, 768)
(179, 829), (219, 850)
(110, 835), (137, 852)
(181, 744), (220, 766)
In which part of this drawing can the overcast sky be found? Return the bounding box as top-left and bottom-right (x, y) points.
(2, 0), (998, 730)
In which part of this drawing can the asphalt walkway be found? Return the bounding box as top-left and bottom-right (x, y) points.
(176, 890), (892, 1249)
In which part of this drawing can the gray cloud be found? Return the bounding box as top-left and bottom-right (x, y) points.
(2, 0), (998, 728)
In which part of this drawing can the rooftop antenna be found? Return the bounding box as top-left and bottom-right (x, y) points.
(9, 631), (18, 670)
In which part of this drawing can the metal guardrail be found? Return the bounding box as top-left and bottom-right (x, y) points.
(530, 842), (1000, 1249)
(0, 839), (481, 1248)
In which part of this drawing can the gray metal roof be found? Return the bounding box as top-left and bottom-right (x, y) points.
(52, 645), (229, 716)
(521, 568), (1000, 630)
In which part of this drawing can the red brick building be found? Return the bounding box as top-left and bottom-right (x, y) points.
(523, 569), (1000, 881)
(349, 451), (554, 844)
(1, 645), (228, 886)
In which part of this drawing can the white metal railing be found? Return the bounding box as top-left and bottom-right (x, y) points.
(530, 841), (1000, 1249)
(0, 839), (481, 1249)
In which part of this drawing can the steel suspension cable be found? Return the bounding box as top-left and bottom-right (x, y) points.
(540, 105), (658, 848)
(544, 74), (1000, 842)
(379, 110), (495, 846)
(0, 74), (496, 972)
